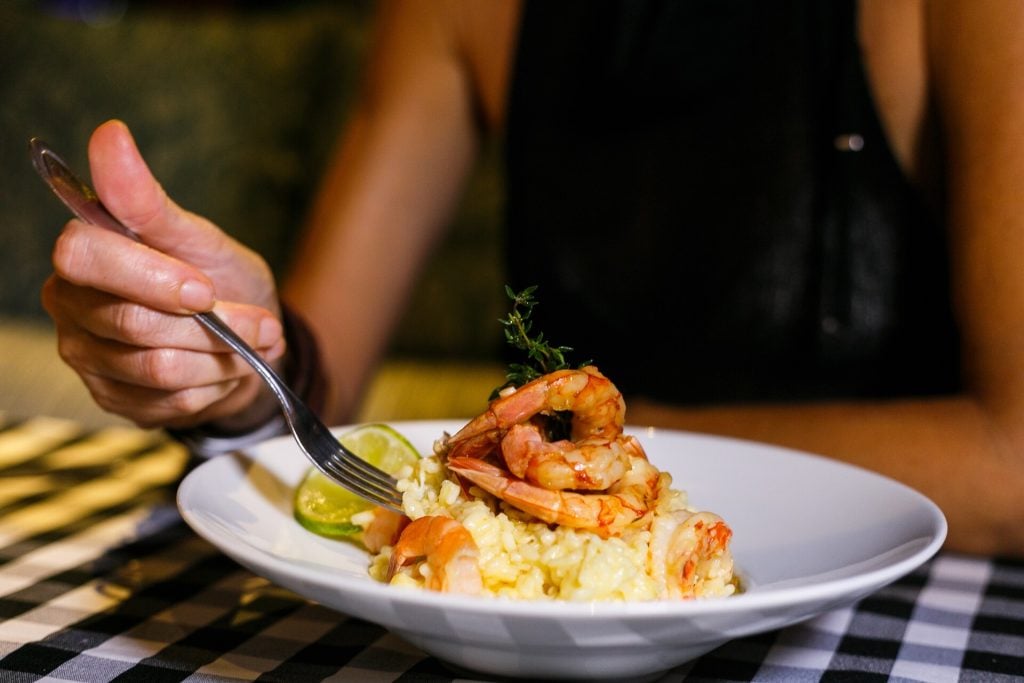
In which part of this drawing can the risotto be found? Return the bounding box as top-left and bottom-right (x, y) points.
(358, 441), (737, 602)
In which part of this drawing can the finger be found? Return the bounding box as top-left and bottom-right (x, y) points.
(56, 319), (244, 392)
(50, 304), (279, 429)
(51, 220), (214, 314)
(55, 316), (282, 393)
(77, 370), (260, 430)
(85, 120), (279, 312)
(44, 276), (284, 354)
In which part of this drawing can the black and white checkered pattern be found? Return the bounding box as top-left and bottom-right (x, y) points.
(0, 417), (1021, 682)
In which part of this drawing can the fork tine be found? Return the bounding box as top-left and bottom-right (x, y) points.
(296, 409), (403, 506)
(315, 456), (397, 507)
(311, 421), (399, 487)
(336, 444), (398, 486)
(328, 450), (402, 500)
(318, 456), (403, 510)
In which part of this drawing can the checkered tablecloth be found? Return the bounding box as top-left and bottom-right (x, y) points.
(0, 417), (1021, 682)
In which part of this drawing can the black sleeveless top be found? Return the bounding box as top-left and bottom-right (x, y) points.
(503, 0), (960, 404)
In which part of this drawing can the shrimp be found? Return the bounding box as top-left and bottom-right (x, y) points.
(386, 516), (482, 594)
(446, 452), (663, 537)
(441, 366), (633, 490)
(500, 423), (640, 490)
(361, 507), (409, 554)
(652, 511), (733, 599)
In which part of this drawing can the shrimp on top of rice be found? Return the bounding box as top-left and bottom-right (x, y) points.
(360, 365), (737, 602)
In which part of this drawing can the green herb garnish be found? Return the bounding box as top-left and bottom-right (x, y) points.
(492, 285), (585, 399)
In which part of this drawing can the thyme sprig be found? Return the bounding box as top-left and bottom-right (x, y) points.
(492, 285), (583, 398)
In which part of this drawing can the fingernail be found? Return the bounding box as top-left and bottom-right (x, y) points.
(263, 338), (286, 361)
(179, 279), (214, 311)
(257, 316), (283, 348)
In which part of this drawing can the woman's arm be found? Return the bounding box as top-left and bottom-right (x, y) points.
(282, 0), (506, 423)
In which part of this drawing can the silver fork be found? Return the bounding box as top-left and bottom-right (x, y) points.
(29, 137), (402, 512)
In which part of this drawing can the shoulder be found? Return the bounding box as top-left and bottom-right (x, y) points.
(924, 1), (1024, 127)
(447, 0), (524, 131)
(922, 0), (1024, 206)
(367, 0), (521, 132)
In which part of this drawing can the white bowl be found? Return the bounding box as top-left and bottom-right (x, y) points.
(177, 420), (946, 680)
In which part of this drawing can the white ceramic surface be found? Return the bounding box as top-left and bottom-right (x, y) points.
(177, 421), (946, 680)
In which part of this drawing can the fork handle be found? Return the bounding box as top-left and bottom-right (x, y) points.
(31, 138), (142, 242)
(193, 310), (296, 413)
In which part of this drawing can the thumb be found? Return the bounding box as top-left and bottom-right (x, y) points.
(87, 120), (228, 264)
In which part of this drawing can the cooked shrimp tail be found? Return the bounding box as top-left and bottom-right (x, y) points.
(659, 511), (733, 599)
(501, 423), (641, 490)
(442, 366), (635, 490)
(361, 507), (410, 554)
(387, 515), (482, 594)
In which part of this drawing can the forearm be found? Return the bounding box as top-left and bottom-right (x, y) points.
(627, 395), (1024, 556)
(283, 137), (475, 422)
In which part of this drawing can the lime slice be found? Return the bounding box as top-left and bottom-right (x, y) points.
(293, 423), (419, 537)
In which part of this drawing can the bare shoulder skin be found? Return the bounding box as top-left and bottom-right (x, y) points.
(859, 0), (940, 202)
